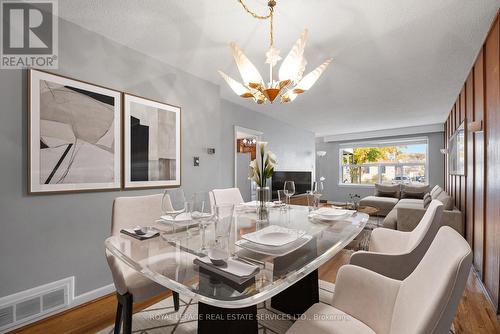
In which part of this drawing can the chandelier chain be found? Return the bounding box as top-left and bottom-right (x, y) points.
(237, 0), (272, 20)
(237, 0), (275, 46)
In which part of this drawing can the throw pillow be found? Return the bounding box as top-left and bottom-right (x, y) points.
(430, 184), (442, 198)
(436, 191), (454, 210)
(401, 184), (430, 199)
(423, 193), (432, 208)
(374, 183), (400, 198)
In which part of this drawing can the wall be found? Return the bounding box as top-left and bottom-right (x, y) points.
(315, 132), (445, 203)
(444, 12), (499, 312)
(0, 18), (315, 300)
(219, 99), (316, 189)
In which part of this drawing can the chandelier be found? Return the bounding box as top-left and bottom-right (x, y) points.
(219, 0), (332, 104)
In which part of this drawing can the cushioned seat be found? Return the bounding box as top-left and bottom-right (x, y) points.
(359, 196), (399, 216)
(368, 228), (410, 254)
(106, 194), (181, 333)
(397, 198), (424, 206)
(287, 303), (375, 334)
(350, 200), (443, 280)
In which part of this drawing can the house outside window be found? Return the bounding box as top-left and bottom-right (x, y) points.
(339, 138), (428, 186)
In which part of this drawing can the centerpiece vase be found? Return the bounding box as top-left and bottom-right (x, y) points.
(256, 186), (270, 223)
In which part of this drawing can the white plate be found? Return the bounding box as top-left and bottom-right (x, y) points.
(159, 213), (197, 227)
(236, 234), (313, 256)
(315, 208), (349, 219)
(241, 225), (306, 247)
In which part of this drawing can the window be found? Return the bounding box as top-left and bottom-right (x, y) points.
(339, 138), (428, 186)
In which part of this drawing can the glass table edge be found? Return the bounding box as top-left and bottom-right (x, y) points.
(104, 215), (368, 309)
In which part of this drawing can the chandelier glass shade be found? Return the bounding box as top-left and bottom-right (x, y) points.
(219, 0), (332, 104)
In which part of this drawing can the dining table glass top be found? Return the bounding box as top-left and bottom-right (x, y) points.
(104, 205), (368, 309)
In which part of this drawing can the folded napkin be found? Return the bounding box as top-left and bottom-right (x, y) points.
(120, 228), (159, 240)
(194, 256), (260, 285)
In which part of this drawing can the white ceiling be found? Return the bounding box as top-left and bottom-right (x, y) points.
(59, 0), (499, 136)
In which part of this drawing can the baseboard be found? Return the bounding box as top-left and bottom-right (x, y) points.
(72, 283), (115, 307)
(472, 268), (498, 314)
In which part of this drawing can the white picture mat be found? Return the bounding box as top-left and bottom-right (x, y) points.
(123, 94), (181, 188)
(29, 70), (122, 193)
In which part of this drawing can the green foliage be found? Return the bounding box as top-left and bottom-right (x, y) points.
(343, 146), (402, 183)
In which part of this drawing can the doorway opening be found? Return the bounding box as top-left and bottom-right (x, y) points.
(234, 126), (263, 202)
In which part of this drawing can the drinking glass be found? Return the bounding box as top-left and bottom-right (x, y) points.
(189, 191), (215, 254)
(283, 181), (295, 209)
(312, 181), (324, 210)
(161, 188), (187, 240)
(211, 204), (235, 261)
(277, 189), (287, 211)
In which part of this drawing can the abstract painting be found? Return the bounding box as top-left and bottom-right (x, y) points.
(123, 94), (181, 189)
(28, 69), (122, 193)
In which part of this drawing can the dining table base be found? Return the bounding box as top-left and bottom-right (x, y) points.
(198, 302), (258, 334)
(271, 269), (319, 317)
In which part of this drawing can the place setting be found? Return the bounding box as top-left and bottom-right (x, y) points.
(191, 199), (263, 285)
(235, 224), (312, 257)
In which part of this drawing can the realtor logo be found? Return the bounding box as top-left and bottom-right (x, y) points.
(1, 0), (58, 69)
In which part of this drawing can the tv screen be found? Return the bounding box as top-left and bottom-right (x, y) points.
(271, 171), (312, 200)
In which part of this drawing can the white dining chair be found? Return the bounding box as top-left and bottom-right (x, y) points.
(349, 199), (443, 280)
(287, 226), (472, 334)
(105, 194), (180, 334)
(212, 187), (244, 205)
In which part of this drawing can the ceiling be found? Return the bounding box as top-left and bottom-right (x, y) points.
(59, 0), (499, 137)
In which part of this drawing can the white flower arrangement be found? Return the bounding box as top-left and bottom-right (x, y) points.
(248, 142), (277, 187)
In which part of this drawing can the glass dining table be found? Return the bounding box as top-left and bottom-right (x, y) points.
(105, 205), (368, 333)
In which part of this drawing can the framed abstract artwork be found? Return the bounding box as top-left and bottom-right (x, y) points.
(123, 94), (181, 189)
(28, 69), (122, 194)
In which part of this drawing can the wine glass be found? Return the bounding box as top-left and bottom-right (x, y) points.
(283, 181), (295, 210)
(161, 188), (187, 240)
(189, 191), (215, 254)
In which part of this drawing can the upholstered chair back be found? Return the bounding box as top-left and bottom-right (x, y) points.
(406, 199), (443, 252)
(212, 188), (244, 206)
(390, 226), (472, 334)
(111, 194), (163, 236)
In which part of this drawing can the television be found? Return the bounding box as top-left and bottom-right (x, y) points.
(271, 171), (312, 200)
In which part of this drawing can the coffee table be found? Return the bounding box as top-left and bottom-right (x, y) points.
(105, 205), (368, 333)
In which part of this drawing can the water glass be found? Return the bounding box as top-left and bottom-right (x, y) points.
(277, 189), (287, 211)
(312, 181), (324, 210)
(211, 204), (235, 261)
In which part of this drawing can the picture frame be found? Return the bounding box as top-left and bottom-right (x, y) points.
(28, 69), (122, 194)
(123, 93), (181, 189)
(448, 120), (466, 176)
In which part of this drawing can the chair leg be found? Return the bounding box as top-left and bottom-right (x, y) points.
(113, 295), (123, 334)
(117, 293), (133, 334)
(173, 291), (180, 311)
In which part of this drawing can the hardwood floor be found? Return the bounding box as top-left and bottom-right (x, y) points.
(12, 250), (500, 334)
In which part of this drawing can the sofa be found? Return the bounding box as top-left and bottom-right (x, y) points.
(359, 184), (463, 235)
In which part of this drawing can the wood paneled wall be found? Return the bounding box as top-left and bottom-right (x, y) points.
(444, 12), (500, 313)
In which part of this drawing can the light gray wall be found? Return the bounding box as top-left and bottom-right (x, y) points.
(315, 132), (445, 202)
(219, 99), (316, 189)
(0, 18), (314, 298)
